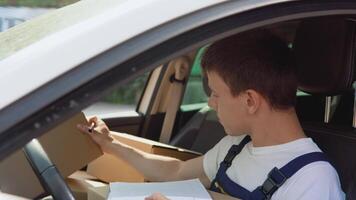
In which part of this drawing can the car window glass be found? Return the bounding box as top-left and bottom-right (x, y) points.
(181, 47), (208, 111)
(0, 0), (128, 60)
(84, 72), (150, 116)
(297, 90), (310, 96)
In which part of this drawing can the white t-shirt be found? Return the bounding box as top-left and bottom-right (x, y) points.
(203, 135), (345, 200)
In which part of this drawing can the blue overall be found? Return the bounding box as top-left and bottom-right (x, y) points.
(209, 136), (330, 200)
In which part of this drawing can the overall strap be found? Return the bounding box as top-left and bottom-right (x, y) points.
(209, 136), (251, 196)
(251, 152), (329, 200)
(221, 136), (251, 169)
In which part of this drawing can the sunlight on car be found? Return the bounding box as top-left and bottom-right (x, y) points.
(0, 0), (126, 60)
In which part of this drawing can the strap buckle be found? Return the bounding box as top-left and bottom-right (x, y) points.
(259, 167), (287, 199)
(222, 145), (239, 167)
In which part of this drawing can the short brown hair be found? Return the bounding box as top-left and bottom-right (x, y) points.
(201, 30), (297, 109)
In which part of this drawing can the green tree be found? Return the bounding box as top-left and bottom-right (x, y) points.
(103, 73), (149, 105)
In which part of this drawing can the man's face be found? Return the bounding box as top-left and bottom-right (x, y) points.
(207, 71), (249, 136)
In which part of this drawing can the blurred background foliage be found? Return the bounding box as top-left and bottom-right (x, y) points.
(103, 73), (150, 105)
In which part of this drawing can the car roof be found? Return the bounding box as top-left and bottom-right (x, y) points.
(0, 0), (293, 111)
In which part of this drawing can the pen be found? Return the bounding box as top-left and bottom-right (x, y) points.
(88, 122), (95, 133)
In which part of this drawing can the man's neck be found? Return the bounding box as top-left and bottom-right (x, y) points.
(249, 108), (306, 147)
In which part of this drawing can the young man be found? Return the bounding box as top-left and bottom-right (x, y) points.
(77, 31), (344, 199)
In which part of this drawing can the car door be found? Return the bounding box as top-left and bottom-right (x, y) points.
(2, 0), (356, 161)
(1, 0), (356, 198)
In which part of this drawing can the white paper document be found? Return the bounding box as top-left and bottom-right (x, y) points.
(108, 179), (212, 200)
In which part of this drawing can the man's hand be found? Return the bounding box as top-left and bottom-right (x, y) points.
(145, 193), (169, 200)
(77, 116), (114, 154)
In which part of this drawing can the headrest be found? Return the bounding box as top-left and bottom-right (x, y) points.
(293, 17), (356, 95)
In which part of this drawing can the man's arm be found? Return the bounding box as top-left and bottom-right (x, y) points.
(77, 117), (210, 187)
(105, 139), (210, 185)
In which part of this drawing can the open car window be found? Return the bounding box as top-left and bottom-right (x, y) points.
(84, 72), (150, 117)
(181, 47), (208, 111)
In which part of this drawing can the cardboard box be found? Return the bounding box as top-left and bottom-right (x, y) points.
(88, 185), (109, 200)
(87, 132), (201, 183)
(66, 171), (107, 200)
(0, 112), (103, 198)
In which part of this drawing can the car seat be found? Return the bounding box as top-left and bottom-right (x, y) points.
(293, 17), (356, 198)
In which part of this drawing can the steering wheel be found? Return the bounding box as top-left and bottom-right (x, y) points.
(23, 139), (75, 200)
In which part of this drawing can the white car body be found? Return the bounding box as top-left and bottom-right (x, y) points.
(0, 0), (291, 111)
(1, 0), (356, 198)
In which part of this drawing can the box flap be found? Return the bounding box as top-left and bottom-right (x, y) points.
(40, 112), (102, 176)
(112, 132), (201, 156)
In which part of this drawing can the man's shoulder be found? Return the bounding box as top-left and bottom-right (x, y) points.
(298, 161), (338, 177)
(277, 137), (322, 156)
(287, 160), (341, 189)
(275, 162), (344, 199)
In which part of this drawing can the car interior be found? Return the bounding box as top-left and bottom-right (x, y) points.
(167, 16), (356, 198)
(1, 13), (356, 199)
(84, 16), (356, 199)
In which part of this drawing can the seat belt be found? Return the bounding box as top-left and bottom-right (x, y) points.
(159, 57), (190, 143)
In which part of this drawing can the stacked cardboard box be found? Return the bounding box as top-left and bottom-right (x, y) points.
(66, 171), (107, 200)
(0, 112), (201, 199)
(0, 113), (102, 198)
(67, 132), (202, 199)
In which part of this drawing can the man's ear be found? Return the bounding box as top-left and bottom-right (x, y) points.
(244, 89), (261, 114)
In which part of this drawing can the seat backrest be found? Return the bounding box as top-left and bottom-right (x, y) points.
(293, 17), (356, 195)
(170, 75), (226, 153)
(302, 123), (356, 193)
(170, 106), (226, 153)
